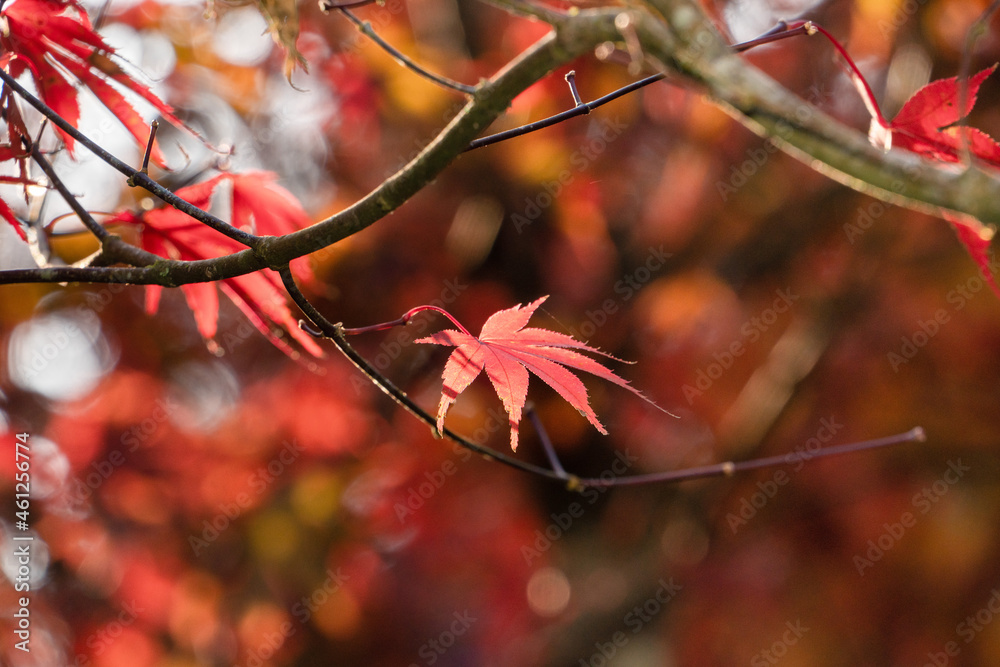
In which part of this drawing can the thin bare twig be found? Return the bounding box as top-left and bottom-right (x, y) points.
(564, 70), (585, 107)
(27, 142), (109, 242)
(278, 265), (924, 489)
(466, 72), (663, 151)
(317, 0), (379, 10)
(528, 407), (568, 479)
(336, 8), (476, 95)
(958, 0), (1000, 167)
(571, 428), (926, 488)
(137, 120), (158, 177)
(465, 20), (815, 151)
(0, 68), (259, 248)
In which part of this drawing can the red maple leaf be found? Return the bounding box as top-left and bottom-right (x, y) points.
(873, 65), (1000, 298)
(866, 64), (1000, 168)
(0, 0), (186, 163)
(799, 23), (1000, 298)
(115, 171), (323, 359)
(415, 296), (671, 451)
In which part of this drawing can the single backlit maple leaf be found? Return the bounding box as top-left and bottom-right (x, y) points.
(415, 296), (672, 451)
(812, 27), (998, 297)
(803, 22), (1000, 166)
(799, 23), (1000, 297)
(867, 64), (1000, 168)
(872, 65), (1000, 297)
(0, 0), (187, 163)
(113, 171), (323, 359)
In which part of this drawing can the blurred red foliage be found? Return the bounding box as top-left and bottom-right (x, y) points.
(1, 0), (1000, 666)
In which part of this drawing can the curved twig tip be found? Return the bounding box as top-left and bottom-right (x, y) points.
(298, 319), (325, 337)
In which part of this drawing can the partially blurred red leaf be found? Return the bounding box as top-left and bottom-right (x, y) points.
(0, 0), (187, 163)
(946, 213), (1000, 299)
(116, 172), (323, 358)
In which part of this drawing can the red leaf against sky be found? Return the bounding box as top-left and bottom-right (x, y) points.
(0, 144), (37, 239)
(0, 196), (23, 240)
(416, 296), (671, 451)
(115, 171), (323, 359)
(0, 0), (187, 163)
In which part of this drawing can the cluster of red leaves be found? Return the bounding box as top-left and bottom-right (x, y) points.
(112, 172), (323, 359)
(0, 0), (185, 156)
(870, 65), (1000, 167)
(0, 0), (187, 240)
(0, 0), (323, 359)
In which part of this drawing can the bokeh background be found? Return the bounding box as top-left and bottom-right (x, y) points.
(2, 0), (1000, 664)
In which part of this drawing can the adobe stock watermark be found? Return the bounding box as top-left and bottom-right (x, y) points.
(854, 459), (970, 576)
(522, 449), (638, 566)
(189, 440), (304, 555)
(888, 253), (1000, 372)
(878, 0), (930, 38)
(681, 287), (800, 404)
(923, 586), (1000, 667)
(842, 164), (921, 244)
(327, 0), (406, 57)
(407, 610), (477, 667)
(71, 601), (144, 667)
(13, 311), (100, 383)
(385, 99), (467, 178)
(67, 397), (179, 508)
(214, 287), (300, 355)
(511, 115), (628, 234)
(750, 619), (809, 666)
(19, 282), (138, 384)
(726, 416), (844, 534)
(716, 84), (830, 203)
(887, 308), (950, 372)
(237, 567), (350, 667)
(564, 245), (672, 341)
(577, 578), (682, 667)
(393, 431), (478, 522)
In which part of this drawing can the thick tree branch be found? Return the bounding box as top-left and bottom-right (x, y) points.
(3, 1), (999, 290)
(256, 11), (625, 266)
(636, 0), (1000, 223)
(0, 12), (623, 285)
